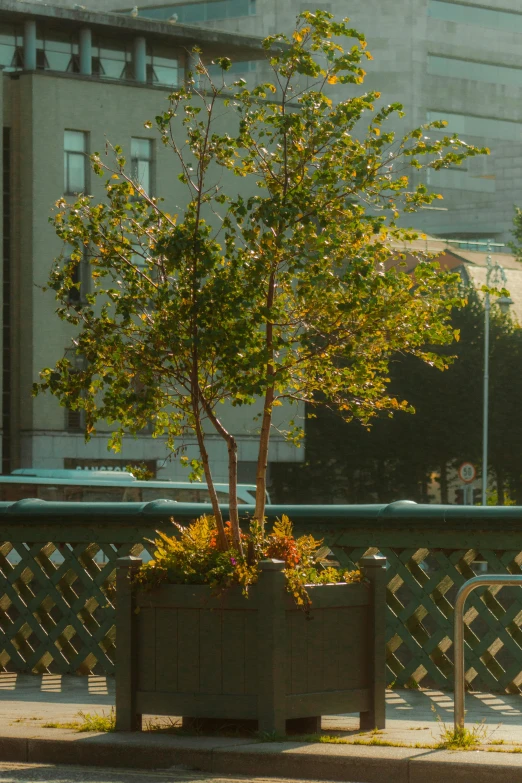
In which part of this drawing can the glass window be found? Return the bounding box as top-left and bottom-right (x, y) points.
(428, 55), (522, 87)
(77, 486), (128, 501)
(0, 24), (22, 72)
(37, 485), (66, 501)
(131, 137), (153, 195)
(64, 130), (87, 195)
(97, 39), (128, 80)
(426, 111), (522, 142)
(428, 0), (522, 35)
(147, 44), (178, 87)
(427, 167), (496, 193)
(208, 59), (256, 76)
(44, 31), (77, 72)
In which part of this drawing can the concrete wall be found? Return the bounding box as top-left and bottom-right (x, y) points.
(97, 0), (522, 244)
(3, 66), (303, 480)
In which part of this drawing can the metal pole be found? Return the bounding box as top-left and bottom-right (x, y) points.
(454, 574), (522, 730)
(482, 249), (491, 507)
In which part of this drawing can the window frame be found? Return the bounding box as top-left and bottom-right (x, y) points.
(131, 137), (154, 197)
(64, 129), (88, 196)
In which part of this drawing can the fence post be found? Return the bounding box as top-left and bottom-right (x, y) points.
(257, 559), (287, 734)
(115, 555), (142, 731)
(359, 554), (387, 730)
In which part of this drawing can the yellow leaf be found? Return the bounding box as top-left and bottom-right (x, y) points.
(111, 174), (119, 180)
(327, 74), (338, 85)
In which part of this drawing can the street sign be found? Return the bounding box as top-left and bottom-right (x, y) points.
(458, 463), (476, 484)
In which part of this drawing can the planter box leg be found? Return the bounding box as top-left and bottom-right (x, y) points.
(257, 559), (287, 735)
(359, 555), (387, 731)
(115, 556), (142, 732)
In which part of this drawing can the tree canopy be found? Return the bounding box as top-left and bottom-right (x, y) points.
(36, 11), (486, 545)
(272, 288), (522, 505)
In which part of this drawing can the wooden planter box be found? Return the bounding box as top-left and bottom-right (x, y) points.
(115, 556), (386, 734)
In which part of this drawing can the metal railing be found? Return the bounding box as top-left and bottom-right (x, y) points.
(454, 574), (522, 729)
(4, 500), (522, 688)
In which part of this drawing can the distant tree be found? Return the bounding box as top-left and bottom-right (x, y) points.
(272, 288), (522, 506)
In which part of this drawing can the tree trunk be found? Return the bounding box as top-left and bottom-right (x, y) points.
(198, 394), (242, 554)
(254, 267), (277, 527)
(192, 397), (227, 550)
(227, 436), (242, 554)
(254, 385), (274, 525)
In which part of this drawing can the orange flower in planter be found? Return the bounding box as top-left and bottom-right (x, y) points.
(264, 535), (300, 567)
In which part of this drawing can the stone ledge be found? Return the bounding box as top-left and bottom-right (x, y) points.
(1, 729), (522, 782)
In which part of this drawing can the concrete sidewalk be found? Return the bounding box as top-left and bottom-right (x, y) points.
(3, 674), (522, 782)
(3, 673), (522, 745)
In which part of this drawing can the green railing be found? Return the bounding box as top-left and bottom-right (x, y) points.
(2, 499), (522, 692)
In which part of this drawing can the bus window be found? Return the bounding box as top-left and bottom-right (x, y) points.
(77, 486), (128, 502)
(38, 485), (65, 501)
(0, 484), (36, 501)
(141, 487), (191, 502)
(216, 490), (247, 504)
(122, 487), (142, 502)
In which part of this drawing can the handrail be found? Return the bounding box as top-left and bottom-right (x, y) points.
(454, 574), (522, 729)
(3, 499), (522, 521)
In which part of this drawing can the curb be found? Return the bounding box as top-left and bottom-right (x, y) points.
(2, 731), (522, 782)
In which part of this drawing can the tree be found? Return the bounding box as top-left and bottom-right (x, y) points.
(272, 287), (522, 506)
(35, 11), (486, 547)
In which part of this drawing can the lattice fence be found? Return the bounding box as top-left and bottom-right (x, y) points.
(3, 507), (522, 693)
(0, 534), (155, 675)
(332, 544), (522, 694)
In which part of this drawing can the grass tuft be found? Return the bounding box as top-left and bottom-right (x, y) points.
(42, 708), (115, 733)
(75, 708), (116, 732)
(432, 706), (489, 750)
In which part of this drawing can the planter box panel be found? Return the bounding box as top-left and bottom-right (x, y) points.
(155, 607), (178, 692)
(222, 611), (245, 695)
(304, 583), (370, 609)
(199, 609), (223, 695)
(137, 607), (156, 691)
(176, 608), (201, 693)
(137, 584), (251, 610)
(136, 691), (257, 719)
(305, 605), (325, 693)
(146, 606), (258, 697)
(286, 605), (369, 695)
(286, 688), (369, 719)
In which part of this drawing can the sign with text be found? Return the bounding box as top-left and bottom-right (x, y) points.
(458, 462), (476, 484)
(64, 458), (157, 477)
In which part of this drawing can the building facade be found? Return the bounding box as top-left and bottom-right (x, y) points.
(0, 1), (304, 481)
(75, 0), (522, 247)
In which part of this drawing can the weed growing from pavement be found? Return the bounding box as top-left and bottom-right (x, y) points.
(43, 708), (115, 733)
(432, 706), (491, 750)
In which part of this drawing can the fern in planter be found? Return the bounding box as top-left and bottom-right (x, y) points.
(134, 515), (363, 609)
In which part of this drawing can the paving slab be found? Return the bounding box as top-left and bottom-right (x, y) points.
(3, 674), (522, 782)
(4, 674), (522, 746)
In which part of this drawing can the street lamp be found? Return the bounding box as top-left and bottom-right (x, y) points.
(482, 248), (513, 506)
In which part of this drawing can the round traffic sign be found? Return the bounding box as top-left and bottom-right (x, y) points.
(458, 462), (476, 484)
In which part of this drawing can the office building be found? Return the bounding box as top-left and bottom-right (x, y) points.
(102, 0), (522, 246)
(0, 1), (303, 481)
